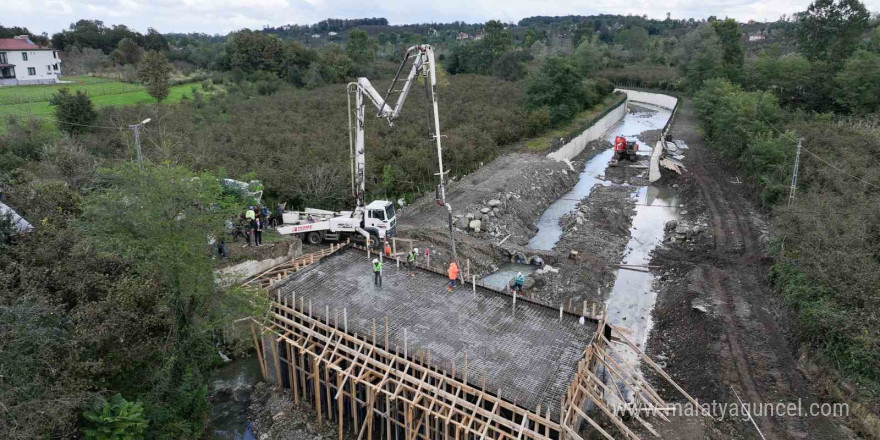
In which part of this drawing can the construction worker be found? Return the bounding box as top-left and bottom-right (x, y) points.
(407, 248), (418, 276)
(246, 206), (256, 221)
(512, 271), (525, 294)
(384, 242), (392, 258)
(447, 261), (459, 292)
(373, 258), (383, 287)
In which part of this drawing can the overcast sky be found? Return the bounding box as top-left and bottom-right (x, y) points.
(3, 0), (879, 36)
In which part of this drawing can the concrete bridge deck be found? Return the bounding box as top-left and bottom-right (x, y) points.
(273, 248), (595, 418)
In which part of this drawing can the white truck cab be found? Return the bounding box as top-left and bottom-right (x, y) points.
(277, 200), (396, 245)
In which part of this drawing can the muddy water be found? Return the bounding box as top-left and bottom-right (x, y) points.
(604, 186), (680, 359)
(528, 103), (671, 251)
(481, 262), (537, 291)
(528, 149), (615, 250)
(209, 356), (262, 439)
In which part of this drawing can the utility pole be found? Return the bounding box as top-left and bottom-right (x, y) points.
(128, 118), (151, 171)
(788, 138), (802, 205)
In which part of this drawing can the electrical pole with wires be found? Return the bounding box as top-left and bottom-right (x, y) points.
(788, 137), (802, 205)
(128, 118), (151, 171)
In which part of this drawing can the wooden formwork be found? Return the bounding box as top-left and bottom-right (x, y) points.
(246, 245), (707, 440)
(252, 293), (564, 440)
(560, 320), (710, 440)
(242, 242), (346, 290)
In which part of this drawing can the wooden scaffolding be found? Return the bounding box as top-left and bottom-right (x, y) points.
(245, 245), (708, 440)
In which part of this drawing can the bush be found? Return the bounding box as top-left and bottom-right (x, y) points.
(49, 88), (97, 135)
(81, 394), (147, 440)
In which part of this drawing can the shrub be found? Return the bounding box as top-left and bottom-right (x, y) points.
(49, 88), (97, 135)
(81, 394), (147, 440)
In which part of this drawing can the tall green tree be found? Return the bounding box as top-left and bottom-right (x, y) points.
(525, 56), (587, 125)
(712, 19), (745, 80)
(111, 37), (143, 65)
(138, 51), (172, 102)
(142, 27), (168, 52)
(226, 30), (285, 75)
(797, 0), (871, 62)
(573, 38), (604, 76)
(345, 29), (378, 64)
(483, 20), (512, 59)
(49, 88), (97, 134)
(835, 49), (880, 112)
(677, 24), (725, 90)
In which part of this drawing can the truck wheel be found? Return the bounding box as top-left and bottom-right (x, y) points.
(306, 232), (322, 245)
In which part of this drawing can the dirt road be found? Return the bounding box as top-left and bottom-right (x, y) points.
(644, 99), (857, 440)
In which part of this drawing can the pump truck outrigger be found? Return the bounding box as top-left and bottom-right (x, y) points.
(277, 45), (457, 260)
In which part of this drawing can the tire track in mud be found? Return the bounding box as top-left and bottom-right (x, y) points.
(690, 160), (784, 440)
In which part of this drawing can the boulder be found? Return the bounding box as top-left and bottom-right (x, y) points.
(466, 212), (475, 220)
(468, 219), (482, 232)
(488, 199), (502, 207)
(480, 207), (491, 214)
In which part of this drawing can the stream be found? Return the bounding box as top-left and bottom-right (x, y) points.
(528, 100), (676, 369)
(209, 356), (262, 440)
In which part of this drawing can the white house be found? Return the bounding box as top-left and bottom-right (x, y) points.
(0, 36), (61, 86)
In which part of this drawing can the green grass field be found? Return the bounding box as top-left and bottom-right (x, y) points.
(0, 77), (199, 134)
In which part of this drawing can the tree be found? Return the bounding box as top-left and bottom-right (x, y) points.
(483, 20), (512, 59)
(226, 30), (285, 75)
(677, 24), (724, 91)
(573, 38), (604, 76)
(50, 88), (97, 134)
(111, 37), (143, 65)
(745, 54), (812, 107)
(835, 49), (880, 112)
(797, 0), (871, 62)
(712, 19), (744, 80)
(525, 56), (587, 125)
(138, 51), (172, 103)
(142, 28), (168, 52)
(346, 29), (378, 64)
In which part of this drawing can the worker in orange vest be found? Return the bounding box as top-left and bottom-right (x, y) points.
(384, 242), (392, 257)
(447, 261), (459, 292)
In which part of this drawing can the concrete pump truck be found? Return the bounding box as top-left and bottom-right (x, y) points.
(277, 45), (457, 261)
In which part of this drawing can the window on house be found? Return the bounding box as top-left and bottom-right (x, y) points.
(53, 51), (57, 59)
(22, 52), (28, 61)
(0, 52), (7, 64)
(27, 67), (35, 75)
(53, 64), (58, 71)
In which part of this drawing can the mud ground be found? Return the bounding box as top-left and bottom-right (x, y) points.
(248, 383), (351, 440)
(640, 99), (859, 440)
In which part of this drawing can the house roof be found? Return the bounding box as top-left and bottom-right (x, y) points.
(0, 38), (53, 51)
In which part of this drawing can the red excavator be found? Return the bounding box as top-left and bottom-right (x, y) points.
(610, 136), (638, 166)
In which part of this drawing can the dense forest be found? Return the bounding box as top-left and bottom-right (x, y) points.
(1, 2), (880, 438)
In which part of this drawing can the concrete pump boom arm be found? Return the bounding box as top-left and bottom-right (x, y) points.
(347, 44), (457, 261)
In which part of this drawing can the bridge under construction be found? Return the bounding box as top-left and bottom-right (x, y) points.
(245, 244), (705, 440)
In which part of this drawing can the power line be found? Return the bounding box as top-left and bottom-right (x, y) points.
(755, 103), (879, 191)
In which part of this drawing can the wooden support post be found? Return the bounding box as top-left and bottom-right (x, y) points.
(559, 304), (563, 322)
(393, 238), (397, 256)
(249, 322), (268, 380)
(288, 343), (299, 404)
(513, 291), (517, 314)
(384, 316), (389, 349)
(337, 372), (344, 440)
(314, 357), (322, 425)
